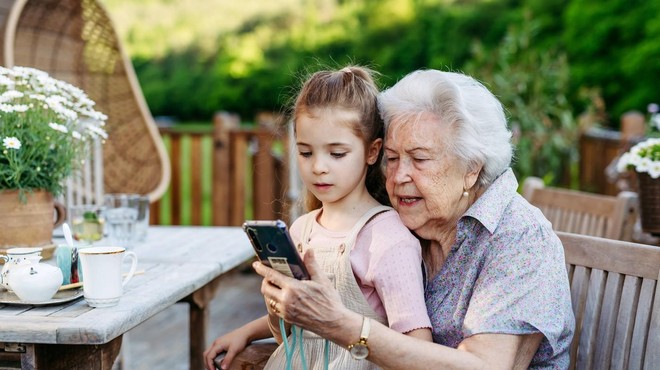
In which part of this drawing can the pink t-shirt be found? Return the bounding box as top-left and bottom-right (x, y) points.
(289, 210), (431, 334)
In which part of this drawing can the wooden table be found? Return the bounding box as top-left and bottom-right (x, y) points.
(0, 226), (254, 369)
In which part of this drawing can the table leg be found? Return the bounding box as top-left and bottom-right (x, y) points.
(184, 273), (225, 370)
(20, 336), (122, 370)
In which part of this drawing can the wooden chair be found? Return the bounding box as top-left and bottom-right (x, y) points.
(213, 232), (660, 370)
(558, 231), (660, 369)
(0, 0), (170, 202)
(522, 176), (638, 241)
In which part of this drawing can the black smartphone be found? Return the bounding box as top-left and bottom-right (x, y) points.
(242, 220), (311, 280)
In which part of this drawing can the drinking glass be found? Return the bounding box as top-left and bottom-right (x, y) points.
(134, 195), (150, 242)
(104, 194), (140, 249)
(69, 205), (105, 243)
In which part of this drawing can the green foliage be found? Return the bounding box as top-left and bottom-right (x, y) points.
(103, 0), (660, 130)
(562, 0), (660, 121)
(465, 15), (579, 185)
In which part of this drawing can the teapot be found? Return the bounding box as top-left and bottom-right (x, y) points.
(8, 257), (63, 302)
(1, 247), (43, 290)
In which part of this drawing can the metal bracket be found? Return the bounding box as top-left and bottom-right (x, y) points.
(3, 343), (25, 353)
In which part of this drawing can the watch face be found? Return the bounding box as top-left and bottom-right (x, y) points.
(350, 343), (369, 360)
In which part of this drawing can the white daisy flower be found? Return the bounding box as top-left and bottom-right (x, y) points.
(2, 136), (21, 150)
(648, 162), (660, 179)
(48, 122), (69, 134)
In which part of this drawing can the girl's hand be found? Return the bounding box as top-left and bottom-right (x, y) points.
(253, 249), (347, 338)
(203, 326), (251, 370)
(203, 315), (273, 370)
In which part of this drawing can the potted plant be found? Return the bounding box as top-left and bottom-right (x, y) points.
(617, 104), (660, 236)
(0, 66), (107, 249)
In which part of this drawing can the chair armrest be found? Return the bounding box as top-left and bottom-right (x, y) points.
(213, 339), (278, 370)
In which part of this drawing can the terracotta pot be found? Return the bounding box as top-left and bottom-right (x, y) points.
(637, 172), (660, 236)
(0, 190), (66, 248)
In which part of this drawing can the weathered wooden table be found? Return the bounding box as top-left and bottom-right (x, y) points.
(0, 226), (254, 369)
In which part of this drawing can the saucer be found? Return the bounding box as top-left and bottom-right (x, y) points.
(0, 287), (83, 306)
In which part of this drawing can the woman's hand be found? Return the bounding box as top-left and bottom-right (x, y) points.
(253, 249), (350, 339)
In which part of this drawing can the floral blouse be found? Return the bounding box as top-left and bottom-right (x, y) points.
(425, 168), (575, 369)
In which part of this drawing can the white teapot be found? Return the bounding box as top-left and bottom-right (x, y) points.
(7, 256), (63, 302)
(1, 247), (43, 290)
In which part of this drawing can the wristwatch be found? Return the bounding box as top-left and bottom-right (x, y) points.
(348, 316), (370, 360)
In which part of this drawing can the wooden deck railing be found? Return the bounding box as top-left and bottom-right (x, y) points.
(150, 112), (293, 226)
(153, 114), (644, 227)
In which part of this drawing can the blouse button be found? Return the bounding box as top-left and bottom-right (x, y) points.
(339, 243), (346, 253)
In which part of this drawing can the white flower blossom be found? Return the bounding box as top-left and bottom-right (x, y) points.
(85, 124), (109, 139)
(652, 114), (660, 131)
(2, 136), (21, 149)
(617, 152), (632, 172)
(0, 90), (24, 102)
(0, 75), (14, 87)
(48, 122), (68, 134)
(0, 66), (107, 194)
(0, 103), (29, 113)
(618, 138), (660, 177)
(648, 162), (660, 179)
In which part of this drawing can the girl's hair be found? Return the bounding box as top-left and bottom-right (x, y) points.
(293, 65), (390, 211)
(378, 70), (513, 188)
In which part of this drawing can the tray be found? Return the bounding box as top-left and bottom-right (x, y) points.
(0, 287), (84, 306)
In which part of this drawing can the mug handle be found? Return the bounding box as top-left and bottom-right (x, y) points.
(53, 201), (66, 228)
(121, 251), (139, 287)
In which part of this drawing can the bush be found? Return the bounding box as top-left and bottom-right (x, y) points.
(466, 15), (581, 186)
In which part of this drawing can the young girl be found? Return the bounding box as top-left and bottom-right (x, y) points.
(204, 66), (431, 370)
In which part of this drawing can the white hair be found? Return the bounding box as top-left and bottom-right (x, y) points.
(378, 70), (513, 187)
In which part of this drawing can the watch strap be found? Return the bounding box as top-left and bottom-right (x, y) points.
(348, 316), (370, 359)
(359, 316), (370, 341)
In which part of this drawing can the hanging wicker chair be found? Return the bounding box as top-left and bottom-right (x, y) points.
(0, 0), (170, 201)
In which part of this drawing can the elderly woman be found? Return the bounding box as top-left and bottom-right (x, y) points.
(255, 69), (575, 369)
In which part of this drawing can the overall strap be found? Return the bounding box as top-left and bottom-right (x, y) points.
(343, 205), (393, 250)
(299, 209), (322, 252)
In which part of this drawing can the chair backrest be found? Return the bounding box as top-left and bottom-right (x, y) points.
(558, 231), (660, 370)
(523, 176), (638, 241)
(0, 0), (170, 202)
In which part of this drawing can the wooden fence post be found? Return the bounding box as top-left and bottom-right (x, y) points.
(212, 112), (238, 226)
(253, 132), (276, 220)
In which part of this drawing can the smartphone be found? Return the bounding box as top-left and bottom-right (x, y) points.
(242, 220), (311, 280)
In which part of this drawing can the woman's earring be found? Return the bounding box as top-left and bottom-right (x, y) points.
(462, 189), (469, 197)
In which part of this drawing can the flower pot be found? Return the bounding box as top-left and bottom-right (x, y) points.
(0, 190), (65, 255)
(637, 172), (660, 236)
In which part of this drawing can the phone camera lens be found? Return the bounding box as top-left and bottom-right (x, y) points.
(266, 242), (277, 253)
(247, 229), (262, 252)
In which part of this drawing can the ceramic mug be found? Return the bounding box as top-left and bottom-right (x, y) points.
(79, 246), (138, 308)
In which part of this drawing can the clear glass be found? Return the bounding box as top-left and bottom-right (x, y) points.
(105, 207), (138, 248)
(134, 195), (150, 242)
(69, 205), (105, 243)
(104, 194), (140, 249)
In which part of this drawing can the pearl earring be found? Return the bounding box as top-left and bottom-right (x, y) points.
(462, 189), (469, 197)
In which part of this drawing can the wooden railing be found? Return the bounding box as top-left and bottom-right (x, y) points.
(150, 112), (294, 226)
(579, 112), (647, 195)
(155, 114), (644, 227)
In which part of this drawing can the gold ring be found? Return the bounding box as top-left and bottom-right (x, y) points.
(269, 298), (278, 313)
